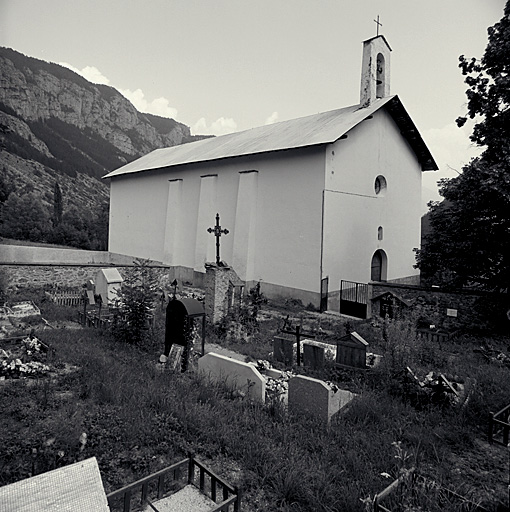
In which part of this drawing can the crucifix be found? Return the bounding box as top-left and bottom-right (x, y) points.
(374, 15), (382, 36)
(207, 213), (229, 265)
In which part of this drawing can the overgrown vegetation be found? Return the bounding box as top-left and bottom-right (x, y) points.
(1, 285), (508, 511)
(0, 182), (109, 250)
(109, 259), (160, 346)
(416, 1), (510, 291)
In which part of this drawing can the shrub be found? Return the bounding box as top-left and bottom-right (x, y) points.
(110, 259), (159, 345)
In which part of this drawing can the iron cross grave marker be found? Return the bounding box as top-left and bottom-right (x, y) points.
(207, 213), (229, 265)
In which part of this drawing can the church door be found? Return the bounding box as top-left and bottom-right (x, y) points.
(371, 250), (385, 282)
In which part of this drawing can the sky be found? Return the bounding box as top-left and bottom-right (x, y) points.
(0, 0), (506, 211)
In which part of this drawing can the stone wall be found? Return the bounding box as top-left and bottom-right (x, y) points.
(0, 245), (147, 266)
(1, 264), (171, 292)
(369, 282), (509, 332)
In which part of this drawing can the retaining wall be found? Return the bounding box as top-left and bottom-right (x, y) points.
(0, 245), (169, 291)
(369, 281), (509, 332)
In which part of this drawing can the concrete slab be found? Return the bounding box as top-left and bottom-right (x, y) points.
(0, 457), (109, 512)
(288, 375), (355, 424)
(198, 352), (266, 402)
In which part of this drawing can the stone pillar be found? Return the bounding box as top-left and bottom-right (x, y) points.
(204, 263), (244, 324)
(194, 175), (217, 272)
(233, 170), (258, 281)
(163, 179), (182, 266)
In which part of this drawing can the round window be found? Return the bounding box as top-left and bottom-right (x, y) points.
(374, 175), (387, 195)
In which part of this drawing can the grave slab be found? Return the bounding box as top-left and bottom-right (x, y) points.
(288, 375), (355, 424)
(0, 457), (109, 512)
(336, 331), (369, 369)
(303, 343), (325, 369)
(198, 352), (266, 402)
(273, 336), (294, 365)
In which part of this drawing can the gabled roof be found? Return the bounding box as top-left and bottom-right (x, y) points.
(104, 95), (437, 179)
(338, 331), (369, 346)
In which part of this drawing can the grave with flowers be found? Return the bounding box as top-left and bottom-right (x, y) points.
(198, 352), (356, 423)
(0, 335), (52, 382)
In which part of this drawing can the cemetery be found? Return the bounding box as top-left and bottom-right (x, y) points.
(0, 261), (509, 512)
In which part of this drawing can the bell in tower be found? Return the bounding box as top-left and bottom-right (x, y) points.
(360, 35), (392, 107)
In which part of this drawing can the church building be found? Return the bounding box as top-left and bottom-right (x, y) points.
(104, 35), (437, 311)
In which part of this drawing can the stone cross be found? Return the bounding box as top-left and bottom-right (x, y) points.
(207, 213), (229, 265)
(374, 15), (382, 36)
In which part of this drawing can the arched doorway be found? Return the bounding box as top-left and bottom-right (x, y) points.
(371, 250), (387, 282)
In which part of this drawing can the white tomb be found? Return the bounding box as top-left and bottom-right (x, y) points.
(95, 268), (123, 304)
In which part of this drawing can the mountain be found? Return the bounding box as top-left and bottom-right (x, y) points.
(0, 47), (207, 248)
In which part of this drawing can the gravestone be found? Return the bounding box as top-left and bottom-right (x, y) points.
(336, 331), (369, 369)
(198, 352), (266, 402)
(95, 268), (123, 305)
(166, 345), (184, 371)
(303, 343), (325, 370)
(273, 336), (294, 365)
(0, 457), (109, 511)
(288, 375), (355, 425)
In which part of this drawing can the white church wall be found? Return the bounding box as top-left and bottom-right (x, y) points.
(251, 148), (324, 295)
(108, 171), (172, 262)
(108, 147), (325, 299)
(322, 108), (422, 292)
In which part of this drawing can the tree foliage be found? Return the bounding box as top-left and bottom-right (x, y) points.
(0, 192), (50, 242)
(53, 181), (63, 227)
(0, 185), (109, 251)
(110, 259), (159, 345)
(416, 2), (510, 291)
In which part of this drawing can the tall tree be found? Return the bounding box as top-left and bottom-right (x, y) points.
(53, 181), (63, 227)
(416, 1), (510, 291)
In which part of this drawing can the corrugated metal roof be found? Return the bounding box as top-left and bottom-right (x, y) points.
(103, 95), (437, 179)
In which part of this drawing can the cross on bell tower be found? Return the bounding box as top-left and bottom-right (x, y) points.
(207, 213), (229, 265)
(374, 15), (382, 36)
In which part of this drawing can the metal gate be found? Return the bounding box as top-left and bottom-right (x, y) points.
(320, 277), (329, 312)
(340, 280), (368, 319)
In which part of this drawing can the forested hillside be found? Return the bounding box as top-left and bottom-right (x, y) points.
(0, 47), (206, 250)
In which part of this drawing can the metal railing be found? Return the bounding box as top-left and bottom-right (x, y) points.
(107, 454), (241, 512)
(489, 403), (510, 446)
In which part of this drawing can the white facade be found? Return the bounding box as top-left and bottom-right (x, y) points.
(109, 146), (326, 302)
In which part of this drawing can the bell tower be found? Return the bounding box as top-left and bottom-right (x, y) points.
(360, 35), (392, 107)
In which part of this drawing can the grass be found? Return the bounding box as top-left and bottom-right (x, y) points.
(1, 291), (509, 511)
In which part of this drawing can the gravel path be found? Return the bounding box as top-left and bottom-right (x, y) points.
(144, 485), (215, 512)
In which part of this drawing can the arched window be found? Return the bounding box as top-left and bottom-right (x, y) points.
(376, 53), (386, 98)
(371, 249), (387, 282)
(378, 226), (383, 240)
(374, 175), (387, 196)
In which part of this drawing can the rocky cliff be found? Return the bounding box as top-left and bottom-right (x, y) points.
(0, 47), (207, 234)
(0, 47), (194, 162)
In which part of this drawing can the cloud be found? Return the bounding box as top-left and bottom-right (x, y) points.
(59, 62), (110, 85)
(265, 111), (279, 125)
(193, 117), (238, 136)
(119, 88), (178, 119)
(421, 122), (482, 212)
(59, 62), (178, 119)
